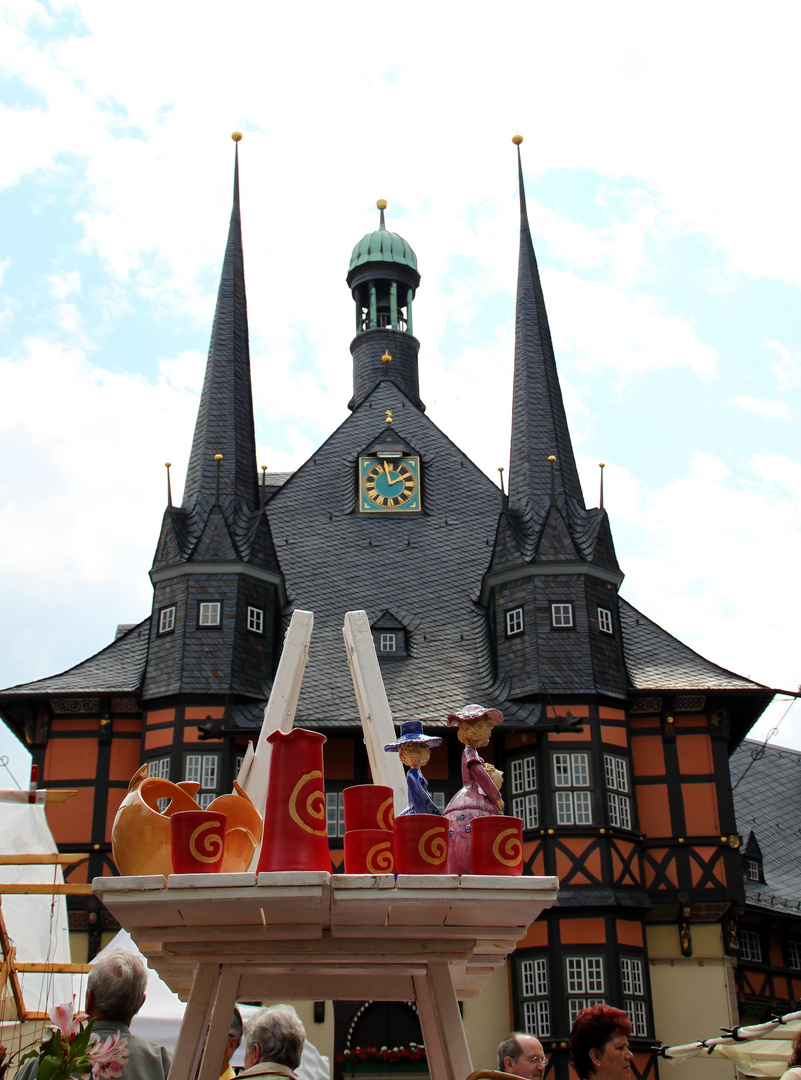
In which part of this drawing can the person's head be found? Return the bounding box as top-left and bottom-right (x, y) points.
(569, 1006), (633, 1080)
(497, 1033), (547, 1078)
(221, 1008), (243, 1073)
(86, 950), (148, 1024)
(788, 1029), (801, 1068)
(399, 744), (430, 769)
(244, 1005), (305, 1071)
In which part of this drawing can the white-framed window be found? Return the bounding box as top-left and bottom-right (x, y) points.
(746, 858), (760, 881)
(605, 754), (632, 830)
(147, 756), (171, 780)
(787, 940), (801, 970)
(519, 957), (550, 1038)
(598, 607), (613, 634)
(380, 632), (396, 652)
(184, 753), (220, 806)
(247, 606), (263, 634)
(199, 602), (221, 627)
(621, 956), (648, 1036)
(740, 929), (762, 962)
(431, 790), (446, 812)
(148, 756), (172, 812)
(158, 606), (176, 634)
(326, 792), (346, 838)
(553, 752), (592, 825)
(510, 755), (539, 830)
(566, 955), (605, 1025)
(551, 602), (573, 628)
(506, 607), (524, 637)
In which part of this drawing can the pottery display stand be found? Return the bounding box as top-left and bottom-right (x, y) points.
(93, 871), (558, 1080)
(99, 610), (558, 1080)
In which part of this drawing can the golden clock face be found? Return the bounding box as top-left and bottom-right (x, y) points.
(359, 456), (420, 512)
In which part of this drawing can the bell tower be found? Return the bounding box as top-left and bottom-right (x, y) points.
(346, 200), (423, 411)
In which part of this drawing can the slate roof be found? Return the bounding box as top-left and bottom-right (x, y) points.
(620, 599), (770, 693)
(0, 620), (149, 696)
(731, 739), (801, 916)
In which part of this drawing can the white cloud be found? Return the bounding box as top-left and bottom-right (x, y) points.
(766, 339), (801, 391)
(729, 394), (791, 420)
(49, 270), (81, 298)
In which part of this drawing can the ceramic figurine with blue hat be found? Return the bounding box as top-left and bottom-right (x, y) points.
(384, 720), (443, 816)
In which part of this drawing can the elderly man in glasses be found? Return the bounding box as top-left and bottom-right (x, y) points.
(498, 1033), (549, 1079)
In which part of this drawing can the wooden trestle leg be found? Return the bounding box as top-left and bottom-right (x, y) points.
(413, 964), (473, 1080)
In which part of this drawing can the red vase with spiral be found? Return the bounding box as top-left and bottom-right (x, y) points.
(256, 728), (331, 873)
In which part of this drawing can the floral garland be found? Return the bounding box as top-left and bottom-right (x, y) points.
(21, 1003), (129, 1080)
(337, 1043), (427, 1064)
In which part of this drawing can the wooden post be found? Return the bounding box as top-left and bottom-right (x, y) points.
(342, 610), (407, 813)
(239, 610), (314, 825)
(169, 963), (221, 1080)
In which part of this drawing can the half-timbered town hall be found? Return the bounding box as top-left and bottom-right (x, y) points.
(1, 137), (789, 1080)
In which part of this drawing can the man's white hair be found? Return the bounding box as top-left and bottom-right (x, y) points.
(88, 950), (148, 1021)
(244, 1004), (306, 1070)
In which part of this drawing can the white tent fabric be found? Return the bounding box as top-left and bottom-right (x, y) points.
(660, 1010), (801, 1076)
(0, 791), (73, 1019)
(97, 930), (330, 1080)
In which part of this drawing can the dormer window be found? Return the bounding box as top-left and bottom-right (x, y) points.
(746, 858), (760, 882)
(506, 607), (524, 637)
(598, 607), (613, 634)
(198, 602), (221, 627)
(551, 603), (574, 629)
(371, 611), (408, 658)
(247, 606), (264, 634)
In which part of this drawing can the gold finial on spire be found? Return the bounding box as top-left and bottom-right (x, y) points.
(599, 462), (606, 510)
(215, 454), (224, 461)
(385, 409), (393, 424)
(381, 351), (392, 364)
(377, 199), (387, 210)
(512, 134), (523, 145)
(232, 131), (243, 142)
(547, 455), (556, 462)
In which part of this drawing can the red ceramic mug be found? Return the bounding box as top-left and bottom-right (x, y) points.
(394, 814), (448, 874)
(343, 785), (395, 833)
(470, 815), (524, 875)
(344, 829), (394, 874)
(170, 810), (227, 874)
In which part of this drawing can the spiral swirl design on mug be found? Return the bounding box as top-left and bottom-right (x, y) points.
(376, 796), (395, 832)
(492, 827), (523, 867)
(189, 820), (224, 864)
(288, 770), (327, 836)
(366, 840), (394, 874)
(419, 827), (448, 866)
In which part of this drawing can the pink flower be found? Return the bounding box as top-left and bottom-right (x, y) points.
(88, 1033), (129, 1079)
(48, 1002), (88, 1042)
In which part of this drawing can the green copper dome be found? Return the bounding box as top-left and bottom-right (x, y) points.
(349, 203), (418, 272)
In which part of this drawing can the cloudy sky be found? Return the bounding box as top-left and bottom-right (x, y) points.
(1, 0), (799, 785)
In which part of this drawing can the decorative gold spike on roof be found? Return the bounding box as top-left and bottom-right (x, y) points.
(385, 409), (393, 424)
(381, 351), (392, 364)
(232, 131), (243, 142)
(376, 199), (387, 210)
(214, 454), (223, 461)
(512, 134), (523, 145)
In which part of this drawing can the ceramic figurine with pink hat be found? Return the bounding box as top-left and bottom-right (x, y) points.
(443, 703), (504, 874)
(384, 720), (443, 816)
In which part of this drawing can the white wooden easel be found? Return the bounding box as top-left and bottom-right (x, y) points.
(93, 611), (559, 1080)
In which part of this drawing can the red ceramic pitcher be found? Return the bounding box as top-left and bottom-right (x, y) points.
(257, 728), (331, 873)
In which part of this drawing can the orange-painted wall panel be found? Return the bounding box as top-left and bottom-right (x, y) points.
(146, 709), (175, 727)
(144, 727), (174, 750)
(629, 717), (660, 729)
(631, 736), (665, 776)
(682, 782), (720, 836)
(109, 738), (142, 783)
(65, 862), (89, 884)
(555, 843), (601, 885)
(105, 787), (128, 842)
(324, 739), (355, 780)
(505, 732), (540, 750)
(635, 783), (671, 836)
(516, 918), (549, 949)
(677, 734), (714, 775)
(45, 738), (98, 781)
(600, 725), (628, 747)
(424, 743), (449, 780)
(113, 718), (141, 733)
(770, 936), (784, 968)
(675, 715), (707, 728)
(560, 918), (606, 945)
(46, 788), (94, 844)
(51, 718), (100, 734)
(616, 920), (643, 947)
(599, 708), (625, 721)
(185, 706), (225, 720)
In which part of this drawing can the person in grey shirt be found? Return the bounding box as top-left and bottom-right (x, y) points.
(15, 950), (170, 1080)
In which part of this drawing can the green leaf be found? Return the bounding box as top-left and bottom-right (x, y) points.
(36, 1052), (62, 1080)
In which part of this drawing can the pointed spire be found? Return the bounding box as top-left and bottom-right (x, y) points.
(507, 136), (585, 511)
(182, 132), (258, 513)
(377, 198), (387, 230)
